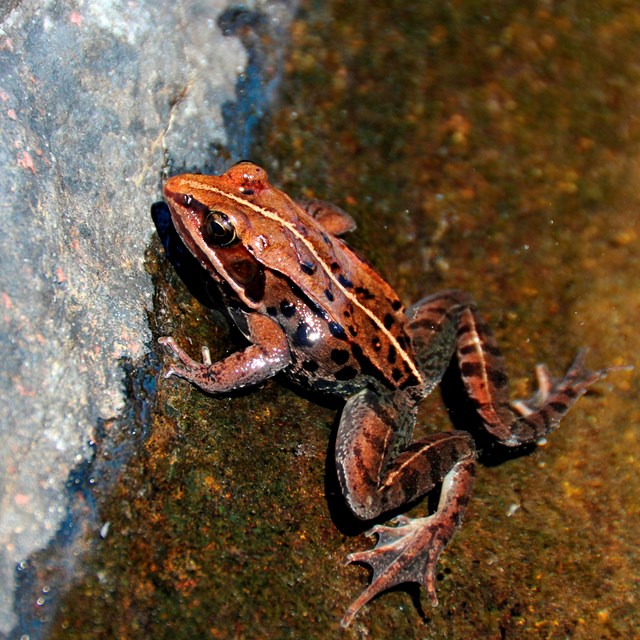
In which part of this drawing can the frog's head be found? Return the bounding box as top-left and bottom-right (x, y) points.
(163, 163), (278, 306)
(163, 162), (339, 310)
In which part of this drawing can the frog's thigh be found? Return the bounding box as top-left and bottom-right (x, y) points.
(406, 289), (475, 392)
(335, 389), (475, 520)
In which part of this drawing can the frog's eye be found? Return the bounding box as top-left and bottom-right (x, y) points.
(204, 211), (238, 247)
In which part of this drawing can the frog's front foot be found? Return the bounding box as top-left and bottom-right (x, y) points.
(158, 336), (213, 380)
(341, 513), (452, 628)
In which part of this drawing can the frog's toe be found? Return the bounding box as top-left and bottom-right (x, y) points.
(159, 336), (212, 368)
(163, 363), (192, 380)
(344, 548), (372, 566)
(563, 348), (617, 388)
(511, 399), (534, 417)
(158, 335), (178, 353)
(503, 350), (626, 446)
(162, 364), (178, 379)
(158, 337), (218, 387)
(533, 363), (554, 396)
(158, 336), (192, 364)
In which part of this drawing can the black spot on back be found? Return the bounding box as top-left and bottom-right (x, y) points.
(328, 321), (346, 340)
(349, 342), (387, 384)
(293, 322), (316, 347)
(335, 366), (357, 381)
(400, 373), (420, 390)
(302, 359), (319, 372)
(355, 286), (375, 300)
(338, 274), (353, 288)
(351, 343), (364, 359)
(307, 298), (330, 321)
(289, 282), (305, 299)
(331, 348), (350, 365)
(280, 300), (296, 317)
(300, 260), (316, 275)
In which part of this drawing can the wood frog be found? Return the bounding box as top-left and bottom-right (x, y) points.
(159, 162), (611, 626)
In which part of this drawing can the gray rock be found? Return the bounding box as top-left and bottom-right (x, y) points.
(0, 0), (295, 635)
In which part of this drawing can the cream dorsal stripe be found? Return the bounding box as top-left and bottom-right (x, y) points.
(184, 178), (425, 386)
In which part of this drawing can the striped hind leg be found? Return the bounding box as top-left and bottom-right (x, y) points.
(336, 388), (476, 626)
(407, 289), (611, 447)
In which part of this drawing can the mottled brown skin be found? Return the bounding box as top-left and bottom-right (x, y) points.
(159, 162), (611, 627)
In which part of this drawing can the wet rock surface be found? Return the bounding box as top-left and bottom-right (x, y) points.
(0, 0), (294, 636)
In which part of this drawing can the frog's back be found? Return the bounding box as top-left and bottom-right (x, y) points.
(250, 202), (422, 393)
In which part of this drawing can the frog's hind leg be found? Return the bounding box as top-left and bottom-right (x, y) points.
(405, 290), (475, 397)
(336, 389), (475, 626)
(339, 290), (610, 625)
(409, 288), (611, 446)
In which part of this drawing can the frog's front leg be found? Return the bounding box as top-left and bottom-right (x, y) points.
(336, 389), (476, 627)
(159, 313), (290, 394)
